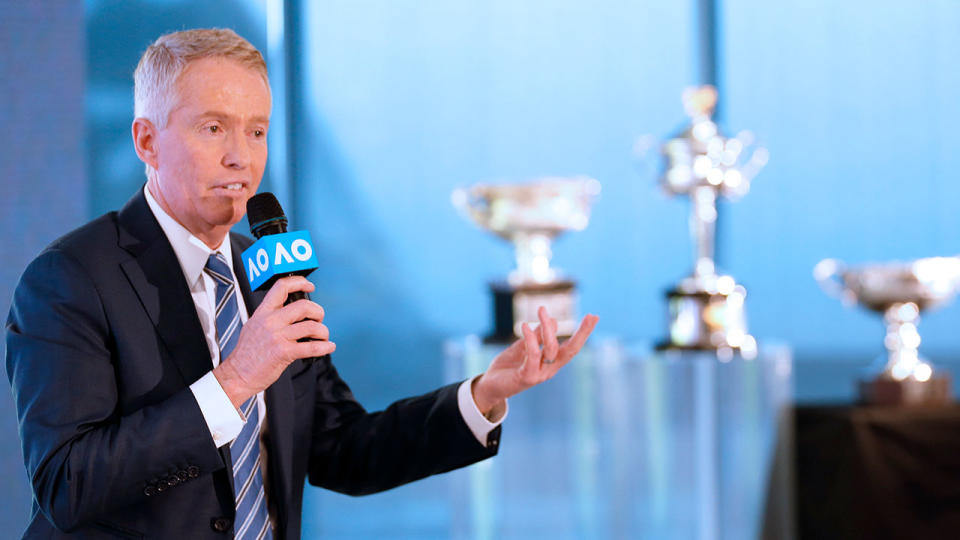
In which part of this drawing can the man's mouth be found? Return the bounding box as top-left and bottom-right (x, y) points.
(214, 183), (246, 194)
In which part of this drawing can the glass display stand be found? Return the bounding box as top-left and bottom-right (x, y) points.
(443, 337), (793, 540)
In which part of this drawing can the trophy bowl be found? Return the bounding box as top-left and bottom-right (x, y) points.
(814, 256), (960, 405)
(452, 176), (601, 340)
(451, 176), (601, 285)
(815, 257), (960, 313)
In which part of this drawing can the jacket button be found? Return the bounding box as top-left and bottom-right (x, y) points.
(187, 466), (200, 478)
(177, 470), (190, 481)
(211, 517), (233, 532)
(143, 485), (158, 497)
(155, 481), (167, 492)
(165, 475), (180, 487)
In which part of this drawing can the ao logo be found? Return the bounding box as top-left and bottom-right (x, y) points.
(241, 230), (319, 291)
(248, 238), (313, 280)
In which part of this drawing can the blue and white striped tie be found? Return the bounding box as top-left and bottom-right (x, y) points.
(204, 253), (273, 540)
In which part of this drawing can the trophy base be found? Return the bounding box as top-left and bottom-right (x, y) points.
(486, 279), (578, 343)
(655, 342), (750, 353)
(859, 375), (953, 406)
(658, 284), (754, 354)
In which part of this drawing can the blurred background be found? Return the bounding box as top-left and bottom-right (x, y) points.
(2, 0), (960, 537)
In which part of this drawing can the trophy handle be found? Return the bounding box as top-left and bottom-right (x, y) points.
(450, 186), (490, 233)
(813, 258), (848, 300)
(450, 186), (472, 217)
(739, 134), (770, 184)
(632, 134), (659, 178)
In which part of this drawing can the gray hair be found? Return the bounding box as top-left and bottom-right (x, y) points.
(134, 28), (268, 129)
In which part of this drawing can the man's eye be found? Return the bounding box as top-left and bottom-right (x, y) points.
(207, 125), (220, 133)
(254, 129), (265, 137)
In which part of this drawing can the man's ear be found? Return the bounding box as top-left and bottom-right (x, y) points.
(132, 117), (159, 170)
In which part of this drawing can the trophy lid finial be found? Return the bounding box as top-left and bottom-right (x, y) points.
(682, 85), (718, 120)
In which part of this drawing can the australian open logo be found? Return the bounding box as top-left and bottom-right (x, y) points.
(242, 230), (319, 291)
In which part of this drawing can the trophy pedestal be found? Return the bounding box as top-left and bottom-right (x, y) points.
(488, 279), (578, 343)
(658, 285), (752, 353)
(859, 375), (953, 406)
(442, 338), (793, 539)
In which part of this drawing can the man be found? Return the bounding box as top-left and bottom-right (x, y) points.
(5, 28), (598, 539)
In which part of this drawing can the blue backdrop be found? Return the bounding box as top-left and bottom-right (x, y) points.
(2, 0), (960, 536)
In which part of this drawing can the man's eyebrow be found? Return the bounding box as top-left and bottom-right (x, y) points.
(195, 111), (270, 124)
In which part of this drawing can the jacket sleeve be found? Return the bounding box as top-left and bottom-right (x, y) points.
(304, 357), (500, 496)
(5, 248), (224, 532)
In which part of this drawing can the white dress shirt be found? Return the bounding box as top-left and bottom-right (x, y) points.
(142, 185), (505, 450)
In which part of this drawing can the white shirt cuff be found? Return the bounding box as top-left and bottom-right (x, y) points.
(457, 376), (508, 446)
(189, 371), (245, 448)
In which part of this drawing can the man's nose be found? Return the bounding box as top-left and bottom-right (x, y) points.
(222, 129), (251, 169)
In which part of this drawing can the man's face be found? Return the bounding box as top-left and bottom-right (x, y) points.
(149, 57), (271, 246)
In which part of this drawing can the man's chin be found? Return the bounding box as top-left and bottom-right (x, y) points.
(202, 204), (246, 231)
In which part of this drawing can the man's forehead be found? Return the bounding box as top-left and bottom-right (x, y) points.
(169, 58), (272, 119)
(176, 56), (272, 94)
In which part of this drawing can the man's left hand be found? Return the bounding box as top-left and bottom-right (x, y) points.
(471, 307), (599, 419)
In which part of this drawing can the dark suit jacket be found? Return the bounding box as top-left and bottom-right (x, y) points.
(5, 190), (499, 539)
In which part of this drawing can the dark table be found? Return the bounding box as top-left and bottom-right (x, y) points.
(769, 404), (960, 539)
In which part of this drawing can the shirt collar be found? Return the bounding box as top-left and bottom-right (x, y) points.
(143, 184), (234, 288)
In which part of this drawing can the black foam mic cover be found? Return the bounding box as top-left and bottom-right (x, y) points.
(247, 192), (288, 238)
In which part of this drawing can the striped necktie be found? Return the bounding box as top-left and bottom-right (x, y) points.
(204, 253), (273, 540)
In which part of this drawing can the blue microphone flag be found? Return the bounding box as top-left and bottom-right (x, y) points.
(242, 230), (319, 291)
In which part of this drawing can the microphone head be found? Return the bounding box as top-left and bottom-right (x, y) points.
(247, 192), (288, 238)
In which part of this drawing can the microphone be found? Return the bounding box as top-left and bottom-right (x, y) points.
(244, 193), (324, 363)
(243, 192), (319, 295)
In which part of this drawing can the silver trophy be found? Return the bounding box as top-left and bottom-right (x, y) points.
(658, 86), (768, 356)
(815, 256), (960, 405)
(452, 176), (601, 340)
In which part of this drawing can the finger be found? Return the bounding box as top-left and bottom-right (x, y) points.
(282, 320), (329, 342)
(291, 339), (336, 359)
(278, 299), (325, 326)
(538, 307), (559, 364)
(556, 314), (599, 364)
(524, 321), (545, 345)
(261, 276), (315, 309)
(521, 322), (541, 353)
(520, 322), (542, 378)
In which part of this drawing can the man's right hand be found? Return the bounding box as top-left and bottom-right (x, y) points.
(213, 276), (335, 409)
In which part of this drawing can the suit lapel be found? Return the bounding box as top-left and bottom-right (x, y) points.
(116, 189), (212, 386)
(232, 234), (295, 534)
